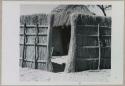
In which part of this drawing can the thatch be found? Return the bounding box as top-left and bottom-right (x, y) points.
(20, 5), (111, 27)
(73, 14), (111, 71)
(51, 5), (95, 27)
(73, 14), (111, 27)
(20, 14), (49, 25)
(20, 5), (111, 71)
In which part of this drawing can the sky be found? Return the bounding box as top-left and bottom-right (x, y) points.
(20, 5), (58, 15)
(21, 5), (111, 16)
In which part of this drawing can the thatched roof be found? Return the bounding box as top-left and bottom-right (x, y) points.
(74, 14), (111, 27)
(20, 5), (111, 27)
(20, 14), (49, 25)
(51, 5), (95, 27)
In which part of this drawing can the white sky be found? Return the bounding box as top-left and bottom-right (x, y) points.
(21, 5), (58, 15)
(21, 5), (111, 16)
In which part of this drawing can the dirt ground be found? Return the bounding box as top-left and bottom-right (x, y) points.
(20, 67), (111, 82)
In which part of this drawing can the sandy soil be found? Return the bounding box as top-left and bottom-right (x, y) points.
(20, 67), (111, 82)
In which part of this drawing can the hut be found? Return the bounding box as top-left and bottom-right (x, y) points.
(20, 5), (111, 72)
(51, 5), (94, 56)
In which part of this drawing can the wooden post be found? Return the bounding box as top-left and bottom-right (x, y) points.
(97, 24), (101, 70)
(34, 24), (39, 69)
(46, 14), (53, 71)
(64, 14), (77, 72)
(22, 23), (27, 67)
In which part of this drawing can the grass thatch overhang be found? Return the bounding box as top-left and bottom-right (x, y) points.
(20, 5), (111, 27)
(51, 5), (95, 27)
(73, 14), (111, 27)
(20, 14), (49, 25)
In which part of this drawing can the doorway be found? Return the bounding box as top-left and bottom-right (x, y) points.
(51, 26), (71, 72)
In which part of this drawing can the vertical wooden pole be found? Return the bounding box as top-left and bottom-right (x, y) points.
(34, 24), (37, 69)
(46, 14), (53, 71)
(64, 14), (77, 72)
(22, 23), (26, 67)
(98, 24), (101, 70)
(35, 24), (39, 69)
(37, 24), (39, 68)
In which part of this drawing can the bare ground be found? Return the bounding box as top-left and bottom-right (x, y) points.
(20, 67), (111, 82)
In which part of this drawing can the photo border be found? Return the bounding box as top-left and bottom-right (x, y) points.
(1, 0), (125, 86)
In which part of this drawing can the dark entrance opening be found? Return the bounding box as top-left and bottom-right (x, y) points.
(51, 26), (71, 72)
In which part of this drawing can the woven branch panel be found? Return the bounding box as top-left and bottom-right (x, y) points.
(20, 14), (50, 70)
(73, 14), (111, 71)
